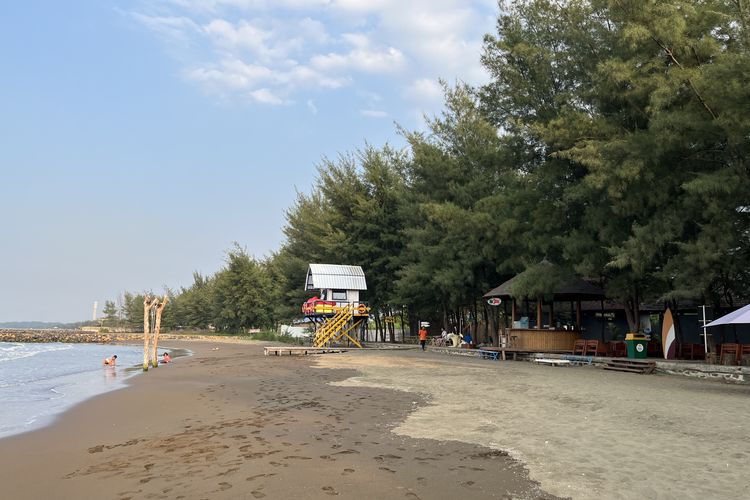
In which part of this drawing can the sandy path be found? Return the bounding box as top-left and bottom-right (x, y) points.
(0, 341), (554, 499)
(316, 350), (750, 500)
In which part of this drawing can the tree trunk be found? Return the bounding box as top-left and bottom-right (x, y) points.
(151, 295), (168, 368)
(399, 306), (407, 342)
(143, 295), (153, 371)
(472, 301), (479, 343)
(374, 313), (383, 343)
(624, 287), (640, 333)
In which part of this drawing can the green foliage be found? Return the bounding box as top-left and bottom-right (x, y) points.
(508, 261), (574, 301)
(247, 330), (306, 345)
(102, 300), (118, 325)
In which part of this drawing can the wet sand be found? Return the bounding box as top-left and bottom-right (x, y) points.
(0, 342), (555, 499)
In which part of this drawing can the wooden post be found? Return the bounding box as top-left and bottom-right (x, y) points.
(536, 298), (543, 330)
(576, 301), (582, 331)
(511, 298), (516, 324)
(151, 295), (168, 368)
(143, 295), (153, 371)
(549, 301), (554, 328)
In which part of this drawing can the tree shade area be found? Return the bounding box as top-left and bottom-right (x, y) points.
(109, 1), (749, 336)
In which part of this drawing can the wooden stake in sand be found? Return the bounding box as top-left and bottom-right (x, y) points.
(143, 294), (155, 371)
(151, 295), (168, 368)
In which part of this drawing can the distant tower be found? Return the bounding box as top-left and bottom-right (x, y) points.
(92, 301), (98, 321)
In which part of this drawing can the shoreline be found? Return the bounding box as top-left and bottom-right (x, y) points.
(0, 340), (555, 499)
(0, 342), (193, 441)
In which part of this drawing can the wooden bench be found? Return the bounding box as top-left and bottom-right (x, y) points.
(476, 349), (500, 361)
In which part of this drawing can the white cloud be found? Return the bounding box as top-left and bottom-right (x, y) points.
(249, 88), (286, 105)
(132, 0), (496, 115)
(310, 46), (404, 74)
(203, 19), (271, 53)
(130, 13), (200, 44)
(403, 78), (443, 103)
(186, 59), (274, 90)
(307, 99), (318, 114)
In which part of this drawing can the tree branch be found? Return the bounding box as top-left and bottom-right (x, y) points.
(651, 36), (718, 120)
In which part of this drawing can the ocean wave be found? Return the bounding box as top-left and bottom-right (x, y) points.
(0, 342), (74, 363)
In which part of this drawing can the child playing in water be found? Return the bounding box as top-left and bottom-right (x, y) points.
(103, 355), (117, 366)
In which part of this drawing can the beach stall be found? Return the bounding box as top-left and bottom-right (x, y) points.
(484, 262), (606, 352)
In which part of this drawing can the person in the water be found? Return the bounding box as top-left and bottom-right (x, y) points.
(103, 355), (117, 366)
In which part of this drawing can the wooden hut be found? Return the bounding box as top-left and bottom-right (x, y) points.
(484, 263), (606, 351)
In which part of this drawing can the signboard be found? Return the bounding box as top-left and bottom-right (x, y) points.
(487, 298), (502, 306)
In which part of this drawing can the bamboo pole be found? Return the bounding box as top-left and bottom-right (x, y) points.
(143, 295), (153, 371)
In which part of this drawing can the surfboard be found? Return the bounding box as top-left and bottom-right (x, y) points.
(662, 308), (676, 359)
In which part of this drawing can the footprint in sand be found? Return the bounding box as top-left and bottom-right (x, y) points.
(218, 482), (232, 491)
(251, 491), (266, 498)
(342, 469), (355, 476)
(405, 493), (421, 499)
(378, 467), (396, 474)
(88, 445), (105, 453)
(217, 467), (239, 476)
(246, 473), (277, 482)
(322, 486), (339, 496)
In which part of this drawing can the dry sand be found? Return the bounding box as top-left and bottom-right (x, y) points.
(0, 341), (555, 499)
(316, 350), (750, 500)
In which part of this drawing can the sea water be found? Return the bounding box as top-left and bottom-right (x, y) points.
(0, 342), (147, 439)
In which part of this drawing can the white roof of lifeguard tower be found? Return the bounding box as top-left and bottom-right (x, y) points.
(305, 264), (367, 291)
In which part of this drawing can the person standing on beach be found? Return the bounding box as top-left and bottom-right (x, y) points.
(419, 326), (428, 351)
(103, 355), (117, 366)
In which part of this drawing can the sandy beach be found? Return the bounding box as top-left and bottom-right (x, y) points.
(317, 350), (750, 500)
(2, 342), (749, 500)
(0, 341), (554, 499)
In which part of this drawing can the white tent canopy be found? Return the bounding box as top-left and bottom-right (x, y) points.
(705, 303), (750, 327)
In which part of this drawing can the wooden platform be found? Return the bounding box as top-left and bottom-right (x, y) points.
(264, 346), (348, 356)
(603, 358), (656, 374)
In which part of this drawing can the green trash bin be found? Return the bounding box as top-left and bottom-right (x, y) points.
(625, 333), (649, 359)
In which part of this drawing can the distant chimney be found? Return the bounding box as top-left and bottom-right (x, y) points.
(92, 301), (98, 321)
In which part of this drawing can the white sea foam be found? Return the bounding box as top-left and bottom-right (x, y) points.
(0, 342), (74, 363)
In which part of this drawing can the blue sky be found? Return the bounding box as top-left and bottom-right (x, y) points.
(0, 0), (497, 322)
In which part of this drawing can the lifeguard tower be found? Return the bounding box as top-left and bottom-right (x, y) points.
(302, 264), (369, 348)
